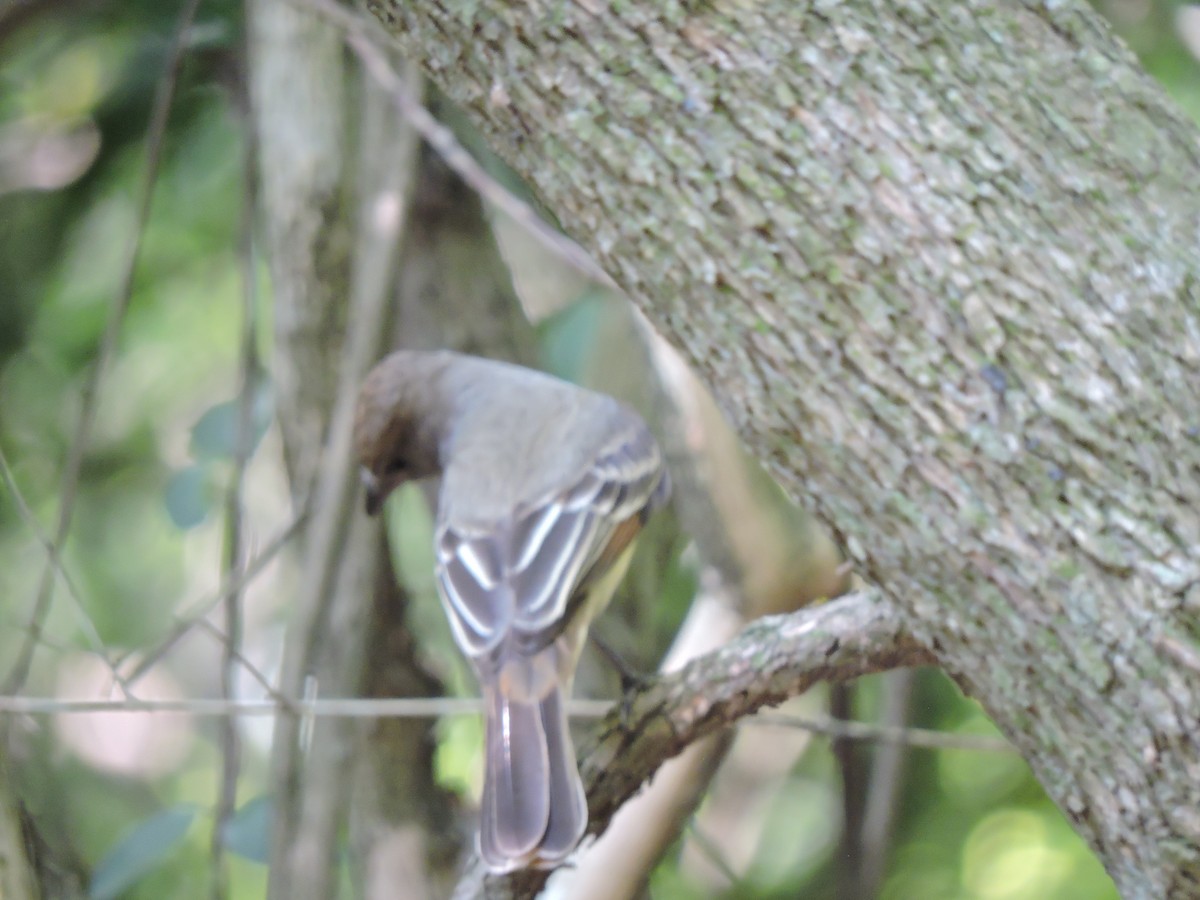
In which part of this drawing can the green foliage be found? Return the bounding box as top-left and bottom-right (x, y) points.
(0, 0), (1191, 896)
(220, 795), (273, 864)
(164, 464), (212, 529)
(89, 804), (199, 900)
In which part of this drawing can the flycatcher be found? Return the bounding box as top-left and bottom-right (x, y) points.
(354, 350), (670, 872)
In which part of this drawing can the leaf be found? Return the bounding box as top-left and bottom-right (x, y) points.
(220, 794), (272, 864)
(189, 385), (272, 461)
(89, 804), (198, 900)
(538, 290), (606, 382)
(164, 464), (210, 529)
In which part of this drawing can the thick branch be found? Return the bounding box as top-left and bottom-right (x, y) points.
(453, 590), (930, 899)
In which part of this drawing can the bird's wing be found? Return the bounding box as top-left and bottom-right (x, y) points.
(434, 422), (667, 659)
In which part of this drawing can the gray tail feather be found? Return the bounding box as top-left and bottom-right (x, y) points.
(479, 683), (587, 872)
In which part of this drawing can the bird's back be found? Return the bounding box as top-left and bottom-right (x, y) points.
(436, 358), (642, 529)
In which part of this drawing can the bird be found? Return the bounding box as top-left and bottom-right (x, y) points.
(353, 349), (670, 873)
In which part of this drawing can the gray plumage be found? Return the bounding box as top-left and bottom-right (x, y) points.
(354, 350), (669, 872)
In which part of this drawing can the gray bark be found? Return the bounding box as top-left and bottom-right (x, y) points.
(370, 2), (1200, 896)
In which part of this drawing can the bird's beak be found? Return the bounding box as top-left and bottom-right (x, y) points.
(361, 468), (384, 516)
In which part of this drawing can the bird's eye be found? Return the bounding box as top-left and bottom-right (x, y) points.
(384, 457), (408, 476)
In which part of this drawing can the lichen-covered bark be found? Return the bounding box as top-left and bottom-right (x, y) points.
(369, 1), (1200, 895)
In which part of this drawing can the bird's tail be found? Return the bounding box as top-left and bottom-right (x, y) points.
(479, 676), (587, 872)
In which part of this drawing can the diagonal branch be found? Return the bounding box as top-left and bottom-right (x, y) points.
(2, 0), (203, 699)
(0, 446), (129, 696)
(453, 590), (932, 899)
(298, 0), (615, 291)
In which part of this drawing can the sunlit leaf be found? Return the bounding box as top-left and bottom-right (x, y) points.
(89, 804), (198, 900)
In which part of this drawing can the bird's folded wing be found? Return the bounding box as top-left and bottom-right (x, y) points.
(435, 421), (667, 658)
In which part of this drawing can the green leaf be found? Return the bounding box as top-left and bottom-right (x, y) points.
(221, 795), (272, 864)
(189, 385), (272, 461)
(164, 464), (210, 529)
(538, 290), (606, 382)
(89, 804), (198, 900)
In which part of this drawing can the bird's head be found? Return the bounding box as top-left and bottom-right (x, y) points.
(353, 352), (449, 516)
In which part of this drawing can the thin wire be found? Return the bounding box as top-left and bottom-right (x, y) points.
(753, 712), (1012, 753)
(193, 619), (291, 707)
(685, 819), (739, 887)
(0, 694), (1014, 752)
(0, 696), (601, 717)
(0, 446), (131, 695)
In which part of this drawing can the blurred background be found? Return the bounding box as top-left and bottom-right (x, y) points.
(0, 0), (1196, 897)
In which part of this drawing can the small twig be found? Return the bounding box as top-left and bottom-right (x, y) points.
(119, 504), (309, 686)
(2, 0), (204, 699)
(193, 619), (289, 707)
(453, 591), (935, 899)
(0, 696), (517, 716)
(684, 819), (739, 887)
(0, 446), (133, 697)
(298, 0), (616, 292)
(829, 680), (865, 897)
(210, 114), (263, 899)
(0, 690), (1012, 752)
(750, 712), (1012, 753)
(855, 670), (915, 898)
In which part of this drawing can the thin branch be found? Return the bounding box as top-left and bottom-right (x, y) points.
(855, 670), (915, 898)
(0, 696), (522, 716)
(684, 820), (739, 888)
(2, 0), (204, 698)
(455, 590), (934, 899)
(0, 692), (1014, 753)
(297, 0), (616, 292)
(119, 504), (309, 686)
(751, 712), (1010, 753)
(0, 446), (132, 697)
(210, 107), (263, 899)
(193, 619), (287, 706)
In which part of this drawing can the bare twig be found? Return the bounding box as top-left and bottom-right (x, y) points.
(0, 692), (1014, 753)
(564, 578), (743, 899)
(750, 712), (1010, 753)
(856, 669), (915, 897)
(0, 446), (132, 696)
(0, 696), (520, 717)
(210, 99), (264, 899)
(120, 504), (309, 686)
(684, 820), (739, 888)
(454, 590), (935, 899)
(2, 0), (204, 698)
(829, 680), (866, 896)
(193, 619), (286, 705)
(297, 0), (616, 292)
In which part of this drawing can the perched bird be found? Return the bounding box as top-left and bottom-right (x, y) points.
(354, 350), (669, 872)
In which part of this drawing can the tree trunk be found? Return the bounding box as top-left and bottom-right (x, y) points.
(369, 1), (1200, 896)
